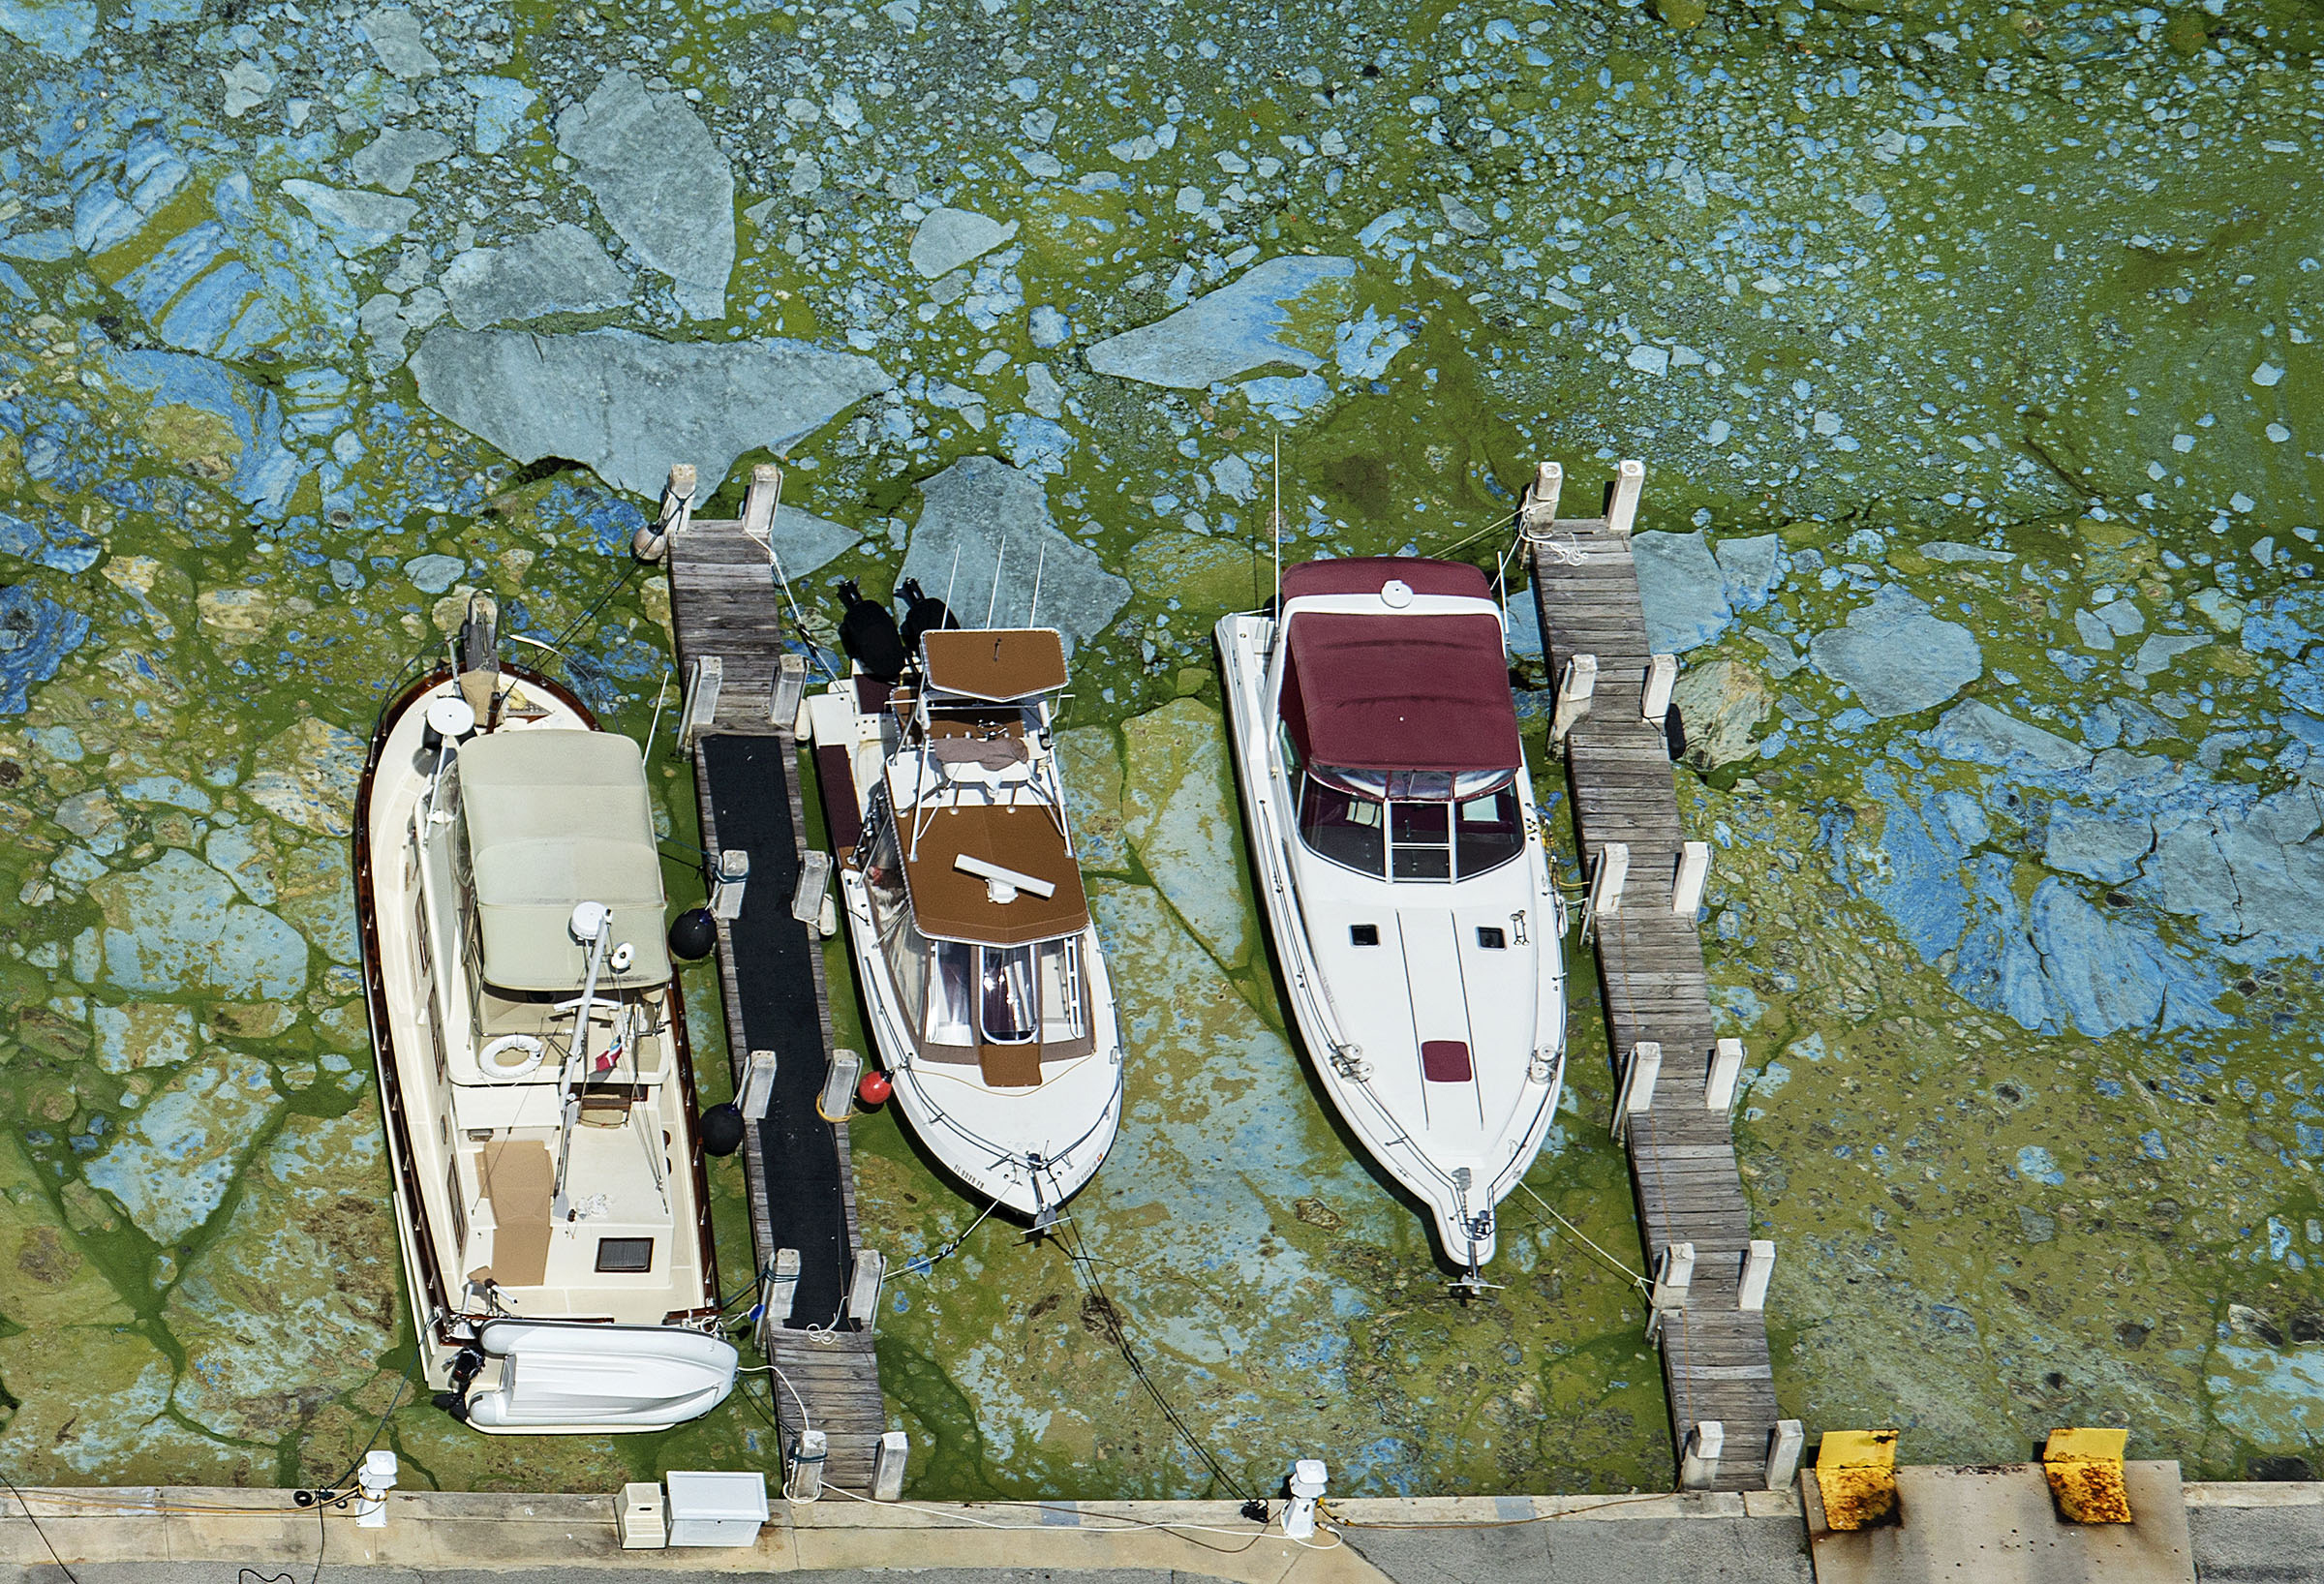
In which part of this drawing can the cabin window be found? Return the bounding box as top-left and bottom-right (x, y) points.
(1298, 777), (1385, 876)
(1390, 799), (1452, 881)
(596, 1237), (655, 1273)
(1477, 926), (1507, 950)
(1350, 924), (1380, 946)
(1036, 939), (1086, 1041)
(444, 1160), (468, 1254)
(925, 939), (978, 1046)
(980, 945), (1039, 1045)
(1452, 785), (1525, 878)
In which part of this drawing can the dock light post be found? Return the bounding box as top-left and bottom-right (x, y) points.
(710, 847), (750, 920)
(756, 1248), (801, 1354)
(741, 1051), (780, 1121)
(742, 462), (782, 542)
(355, 1450), (398, 1529)
(1283, 1460), (1329, 1539)
(845, 1249), (887, 1336)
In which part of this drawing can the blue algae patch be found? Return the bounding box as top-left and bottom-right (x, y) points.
(101, 346), (304, 517)
(0, 0), (97, 58)
(1332, 307), (1413, 380)
(2141, 1129), (2169, 1161)
(530, 477), (646, 556)
(118, 774), (212, 813)
(403, 554), (465, 594)
(0, 505), (100, 573)
(0, 586), (91, 713)
(2015, 1145), (2065, 1186)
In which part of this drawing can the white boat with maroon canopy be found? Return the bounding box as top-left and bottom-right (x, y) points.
(810, 624), (1123, 1224)
(1217, 557), (1566, 1277)
(353, 611), (735, 1433)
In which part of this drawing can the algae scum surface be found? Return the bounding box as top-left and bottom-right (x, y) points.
(0, 0), (2319, 1496)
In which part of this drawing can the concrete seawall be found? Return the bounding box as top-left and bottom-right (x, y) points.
(1, 1480), (2315, 1583)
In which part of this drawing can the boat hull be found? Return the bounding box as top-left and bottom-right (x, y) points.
(1215, 612), (1568, 1267)
(352, 667), (733, 1432)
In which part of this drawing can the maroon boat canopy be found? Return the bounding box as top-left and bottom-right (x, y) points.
(1282, 556), (1492, 603)
(1281, 609), (1520, 775)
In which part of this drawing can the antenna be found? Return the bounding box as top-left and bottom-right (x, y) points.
(985, 537), (1007, 628)
(1026, 543), (1048, 630)
(1271, 433), (1283, 613)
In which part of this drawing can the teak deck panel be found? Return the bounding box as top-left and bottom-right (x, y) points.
(1531, 519), (1780, 1493)
(669, 516), (887, 1491)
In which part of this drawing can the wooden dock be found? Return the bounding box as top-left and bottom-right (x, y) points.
(661, 466), (888, 1493)
(1525, 465), (1791, 1494)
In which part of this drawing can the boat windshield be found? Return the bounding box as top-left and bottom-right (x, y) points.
(1298, 770), (1523, 882)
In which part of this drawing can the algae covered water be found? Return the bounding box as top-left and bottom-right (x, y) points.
(0, 0), (2319, 1497)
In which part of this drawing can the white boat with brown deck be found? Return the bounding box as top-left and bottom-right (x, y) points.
(354, 609), (735, 1432)
(1216, 557), (1567, 1279)
(809, 623), (1123, 1225)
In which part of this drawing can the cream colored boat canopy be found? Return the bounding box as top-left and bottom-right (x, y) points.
(457, 729), (672, 991)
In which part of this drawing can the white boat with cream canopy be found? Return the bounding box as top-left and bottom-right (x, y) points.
(809, 604), (1123, 1225)
(1216, 557), (1567, 1280)
(353, 600), (735, 1432)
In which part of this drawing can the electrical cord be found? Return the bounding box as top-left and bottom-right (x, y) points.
(1048, 1218), (1253, 1503)
(0, 1467), (81, 1584)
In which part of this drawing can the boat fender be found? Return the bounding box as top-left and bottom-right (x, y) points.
(700, 1102), (746, 1157)
(856, 1070), (893, 1107)
(479, 1034), (547, 1078)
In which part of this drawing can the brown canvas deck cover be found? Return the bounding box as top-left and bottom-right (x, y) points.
(898, 802), (1088, 945)
(921, 627), (1068, 702)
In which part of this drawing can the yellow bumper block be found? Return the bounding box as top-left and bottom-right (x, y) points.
(2043, 1426), (2132, 1523)
(1814, 1428), (1899, 1531)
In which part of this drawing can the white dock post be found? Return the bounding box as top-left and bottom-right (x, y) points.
(757, 1247), (801, 1350)
(1587, 840), (1630, 921)
(1643, 1239), (1694, 1339)
(1613, 1040), (1662, 1140)
(680, 654), (723, 746)
(1641, 654), (1677, 722)
(787, 1430), (827, 1503)
(772, 652), (809, 732)
(846, 1249), (887, 1334)
(1672, 840), (1710, 917)
(1519, 460), (1564, 540)
(1606, 458), (1646, 535)
(742, 462), (783, 541)
(792, 850), (833, 924)
(740, 1050), (780, 1121)
(872, 1431), (910, 1502)
(1678, 1420), (1725, 1490)
(710, 847), (749, 920)
(1550, 653), (1598, 745)
(636, 463), (696, 562)
(819, 1048), (862, 1121)
(1765, 1420), (1806, 1492)
(1706, 1037), (1744, 1112)
(1739, 1239), (1776, 1312)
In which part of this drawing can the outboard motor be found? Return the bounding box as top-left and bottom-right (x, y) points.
(896, 577), (961, 655)
(837, 580), (907, 682)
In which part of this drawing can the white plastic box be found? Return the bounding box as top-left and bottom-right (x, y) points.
(614, 1482), (665, 1549)
(664, 1470), (770, 1547)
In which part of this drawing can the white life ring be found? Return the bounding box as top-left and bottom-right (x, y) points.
(478, 1034), (546, 1079)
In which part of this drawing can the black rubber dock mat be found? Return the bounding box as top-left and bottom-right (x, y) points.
(699, 733), (851, 1329)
